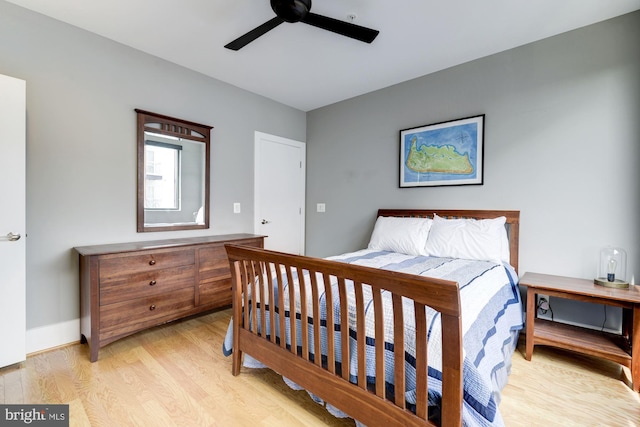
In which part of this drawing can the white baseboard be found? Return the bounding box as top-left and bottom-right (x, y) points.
(26, 318), (80, 354)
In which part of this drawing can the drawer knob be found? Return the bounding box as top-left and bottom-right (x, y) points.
(149, 259), (156, 266)
(149, 305), (156, 311)
(149, 280), (157, 286)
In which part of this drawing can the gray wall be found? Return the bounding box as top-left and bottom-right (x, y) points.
(306, 11), (640, 331)
(0, 1), (306, 350)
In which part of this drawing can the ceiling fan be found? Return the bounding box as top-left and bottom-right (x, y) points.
(225, 0), (380, 51)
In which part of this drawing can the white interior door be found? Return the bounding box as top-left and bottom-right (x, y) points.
(0, 74), (26, 368)
(254, 131), (305, 255)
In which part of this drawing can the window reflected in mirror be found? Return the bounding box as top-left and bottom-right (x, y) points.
(145, 138), (180, 210)
(136, 109), (212, 232)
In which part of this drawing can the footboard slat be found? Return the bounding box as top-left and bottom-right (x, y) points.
(354, 280), (366, 389)
(297, 266), (309, 360)
(440, 314), (463, 427)
(254, 261), (267, 339)
(285, 265), (297, 354)
(231, 261), (242, 376)
(242, 261), (251, 336)
(226, 244), (463, 427)
(372, 289), (386, 398)
(324, 274), (336, 374)
(414, 300), (429, 419)
(309, 269), (322, 367)
(275, 263), (286, 350)
(337, 277), (350, 382)
(392, 293), (406, 408)
(266, 263), (276, 344)
(249, 261), (258, 336)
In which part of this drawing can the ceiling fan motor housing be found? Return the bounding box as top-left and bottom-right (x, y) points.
(271, 0), (311, 23)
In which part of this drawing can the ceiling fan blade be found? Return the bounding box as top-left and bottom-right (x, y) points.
(302, 13), (379, 44)
(225, 17), (284, 50)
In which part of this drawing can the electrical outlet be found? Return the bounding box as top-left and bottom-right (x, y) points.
(536, 294), (549, 306)
(536, 294), (550, 315)
(538, 297), (549, 310)
(233, 202), (241, 213)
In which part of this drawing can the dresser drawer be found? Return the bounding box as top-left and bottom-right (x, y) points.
(99, 265), (195, 306)
(99, 248), (195, 279)
(198, 245), (230, 283)
(100, 287), (195, 339)
(199, 278), (232, 307)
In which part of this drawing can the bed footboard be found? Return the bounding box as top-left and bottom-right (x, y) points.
(225, 244), (463, 427)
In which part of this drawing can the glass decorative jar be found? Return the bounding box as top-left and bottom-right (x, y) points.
(595, 246), (628, 288)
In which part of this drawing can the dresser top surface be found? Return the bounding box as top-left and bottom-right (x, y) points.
(74, 234), (265, 256)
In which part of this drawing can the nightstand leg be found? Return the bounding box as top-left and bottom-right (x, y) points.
(525, 287), (535, 361)
(632, 304), (639, 392)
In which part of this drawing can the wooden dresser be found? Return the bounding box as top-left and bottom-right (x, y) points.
(75, 234), (264, 362)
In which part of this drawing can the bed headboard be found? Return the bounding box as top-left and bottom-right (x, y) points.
(377, 209), (520, 274)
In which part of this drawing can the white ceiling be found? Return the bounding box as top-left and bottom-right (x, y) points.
(7, 0), (640, 111)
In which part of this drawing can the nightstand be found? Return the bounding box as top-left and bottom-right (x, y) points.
(520, 272), (640, 392)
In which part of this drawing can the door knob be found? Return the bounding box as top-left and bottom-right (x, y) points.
(261, 219), (271, 224)
(5, 232), (21, 241)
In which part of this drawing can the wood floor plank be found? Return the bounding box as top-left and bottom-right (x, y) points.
(68, 397), (91, 427)
(1, 366), (24, 403)
(1, 309), (638, 426)
(503, 342), (640, 426)
(139, 324), (217, 400)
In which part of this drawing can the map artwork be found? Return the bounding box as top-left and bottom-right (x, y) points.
(400, 115), (483, 187)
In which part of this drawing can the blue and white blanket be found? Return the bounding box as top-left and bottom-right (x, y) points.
(223, 249), (523, 427)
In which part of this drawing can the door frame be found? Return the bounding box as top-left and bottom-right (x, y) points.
(254, 131), (306, 255)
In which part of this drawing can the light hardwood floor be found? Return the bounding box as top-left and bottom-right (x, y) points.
(1, 309), (638, 426)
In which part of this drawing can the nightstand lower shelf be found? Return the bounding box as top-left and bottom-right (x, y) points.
(533, 318), (632, 367)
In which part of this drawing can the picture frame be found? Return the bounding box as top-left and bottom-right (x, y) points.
(399, 114), (484, 187)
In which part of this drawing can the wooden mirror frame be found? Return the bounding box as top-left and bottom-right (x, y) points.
(136, 109), (212, 232)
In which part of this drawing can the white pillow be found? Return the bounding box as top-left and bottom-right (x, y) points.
(424, 214), (509, 264)
(368, 216), (433, 256)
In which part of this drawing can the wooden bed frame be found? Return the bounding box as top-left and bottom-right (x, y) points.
(225, 209), (520, 427)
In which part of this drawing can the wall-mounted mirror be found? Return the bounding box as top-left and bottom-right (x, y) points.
(136, 109), (212, 232)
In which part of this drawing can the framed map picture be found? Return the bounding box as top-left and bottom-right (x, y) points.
(399, 115), (484, 187)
